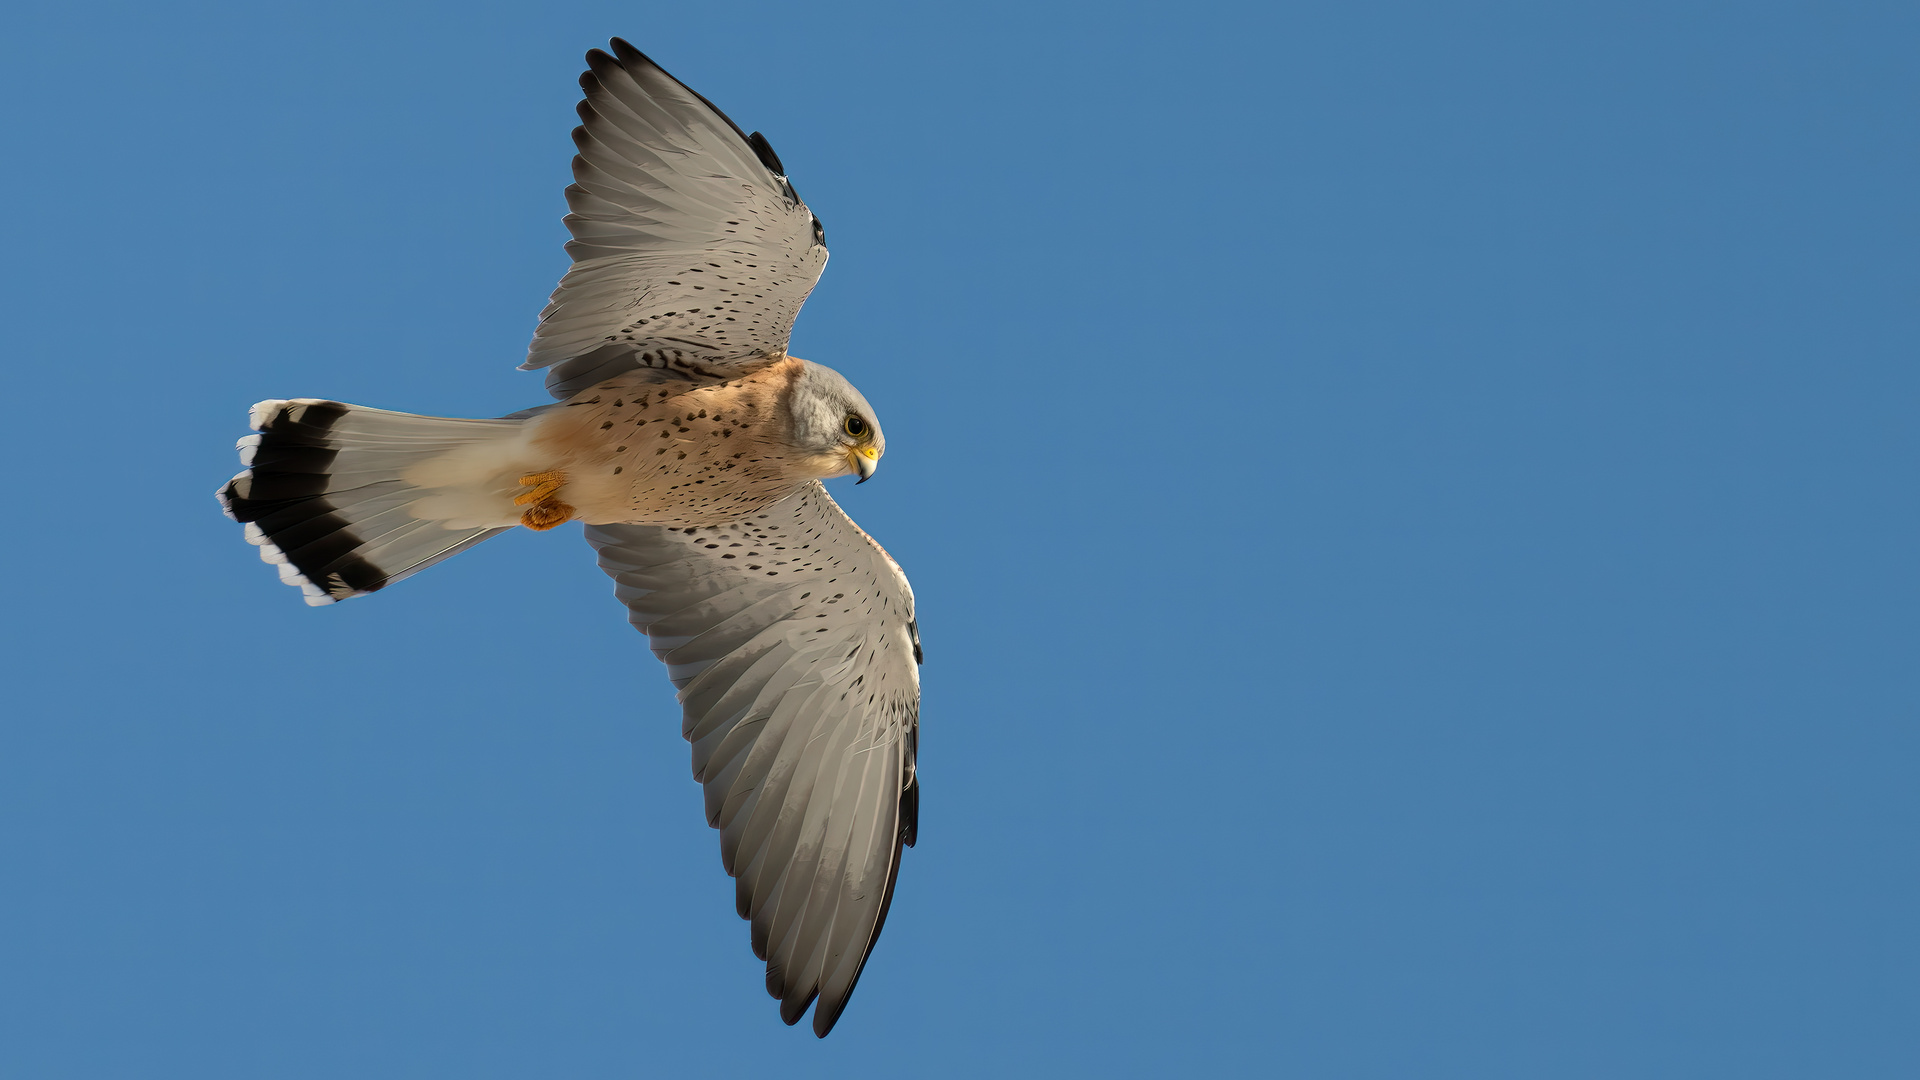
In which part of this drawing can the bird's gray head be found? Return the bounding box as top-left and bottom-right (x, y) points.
(786, 359), (885, 482)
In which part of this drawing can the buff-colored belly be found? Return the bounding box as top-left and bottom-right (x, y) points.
(532, 363), (824, 527)
(401, 359), (829, 531)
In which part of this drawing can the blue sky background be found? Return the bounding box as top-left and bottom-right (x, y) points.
(2, 1), (1916, 1076)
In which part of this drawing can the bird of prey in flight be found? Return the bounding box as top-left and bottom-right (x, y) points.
(216, 38), (920, 1037)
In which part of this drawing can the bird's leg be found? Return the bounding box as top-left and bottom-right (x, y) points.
(514, 470), (575, 531)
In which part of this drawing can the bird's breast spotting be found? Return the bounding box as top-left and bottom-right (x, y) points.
(527, 356), (829, 527)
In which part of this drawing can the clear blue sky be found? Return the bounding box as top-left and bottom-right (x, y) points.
(2, 2), (1915, 1076)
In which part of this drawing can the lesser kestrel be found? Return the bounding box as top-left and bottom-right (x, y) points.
(217, 39), (919, 1037)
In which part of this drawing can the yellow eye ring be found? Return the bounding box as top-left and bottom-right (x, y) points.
(843, 414), (869, 438)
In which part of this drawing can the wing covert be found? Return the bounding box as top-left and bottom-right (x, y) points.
(585, 482), (919, 1036)
(528, 39), (829, 399)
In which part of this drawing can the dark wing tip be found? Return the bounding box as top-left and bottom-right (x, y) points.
(901, 776), (919, 849)
(607, 37), (652, 67)
(587, 36), (768, 173)
(779, 987), (818, 1027)
(813, 999), (847, 1038)
(746, 131), (786, 176)
(820, 836), (909, 1036)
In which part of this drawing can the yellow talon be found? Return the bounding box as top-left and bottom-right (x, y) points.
(514, 470), (573, 530)
(514, 470), (567, 505)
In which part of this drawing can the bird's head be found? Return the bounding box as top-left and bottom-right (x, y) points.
(787, 359), (885, 483)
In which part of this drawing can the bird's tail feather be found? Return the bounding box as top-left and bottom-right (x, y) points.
(217, 399), (532, 606)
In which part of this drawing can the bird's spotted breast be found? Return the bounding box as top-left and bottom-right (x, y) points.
(527, 357), (832, 527)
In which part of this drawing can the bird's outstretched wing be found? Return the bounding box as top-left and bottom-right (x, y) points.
(585, 482), (920, 1037)
(527, 39), (830, 400)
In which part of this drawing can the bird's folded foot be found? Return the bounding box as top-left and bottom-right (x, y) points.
(514, 471), (566, 506)
(514, 470), (575, 530)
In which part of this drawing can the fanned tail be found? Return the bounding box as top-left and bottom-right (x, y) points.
(216, 399), (532, 606)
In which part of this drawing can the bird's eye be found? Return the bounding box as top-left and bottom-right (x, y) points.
(843, 415), (868, 438)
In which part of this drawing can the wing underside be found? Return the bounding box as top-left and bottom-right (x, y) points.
(586, 482), (919, 1035)
(527, 40), (829, 400)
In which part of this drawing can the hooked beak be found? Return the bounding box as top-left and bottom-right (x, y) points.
(847, 444), (880, 483)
